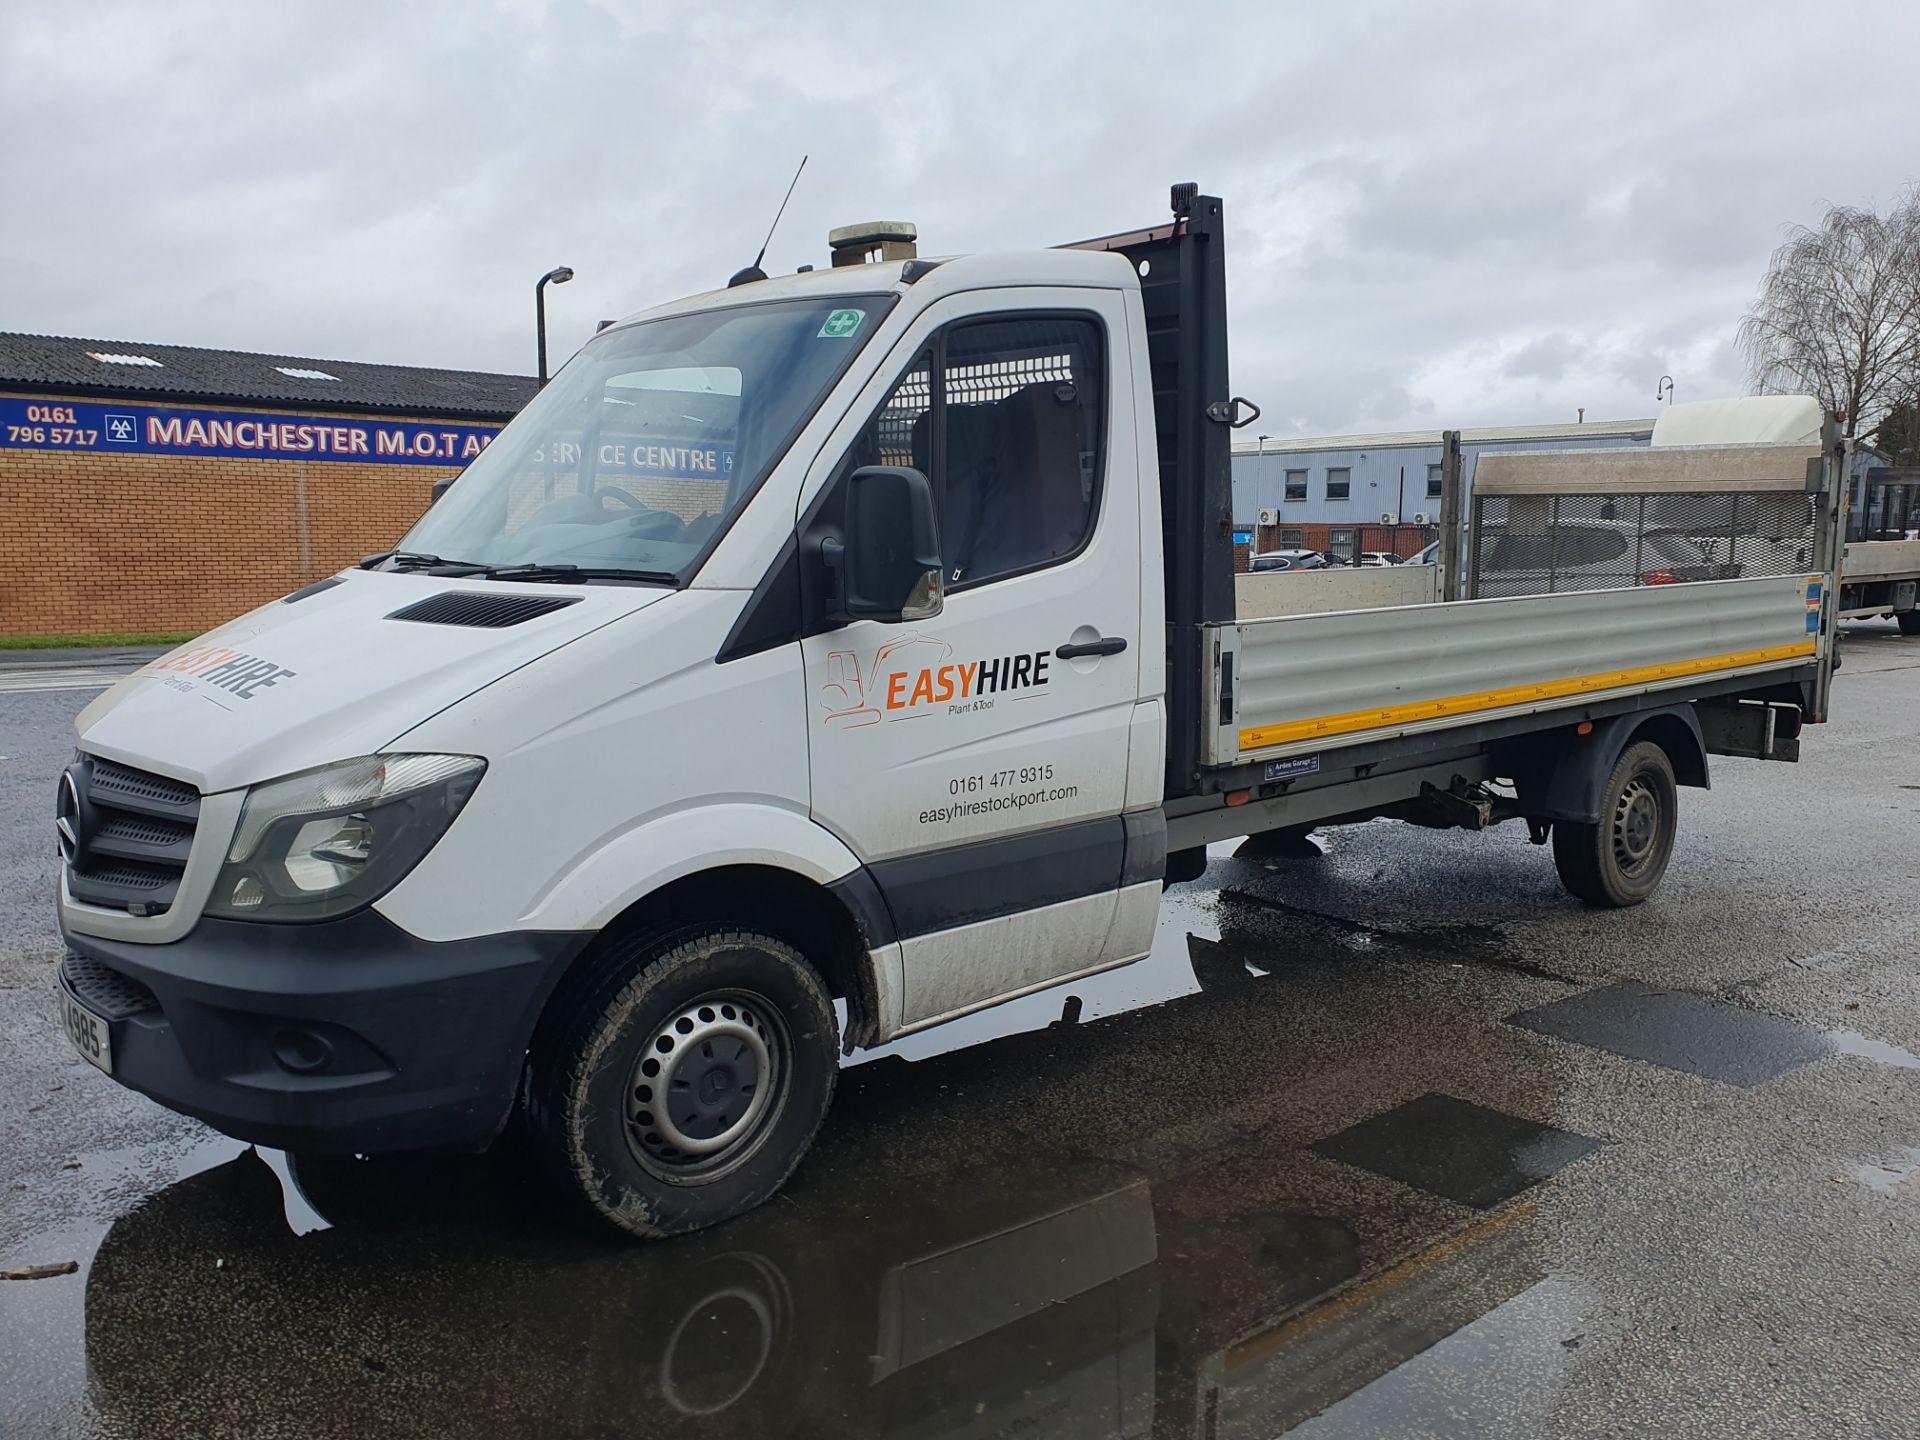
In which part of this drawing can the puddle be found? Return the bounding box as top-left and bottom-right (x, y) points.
(1827, 1031), (1920, 1070)
(1280, 1273), (1601, 1439)
(1849, 1147), (1920, 1196)
(60, 1146), (1375, 1439)
(1509, 983), (1920, 1086)
(1311, 1093), (1604, 1210)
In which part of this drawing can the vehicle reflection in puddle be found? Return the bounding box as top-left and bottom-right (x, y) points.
(82, 1141), (1577, 1440)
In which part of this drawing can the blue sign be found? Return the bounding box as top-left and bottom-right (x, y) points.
(1233, 529), (1254, 545)
(1264, 755), (1321, 781)
(0, 397), (503, 466)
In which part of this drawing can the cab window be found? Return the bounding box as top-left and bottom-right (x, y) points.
(841, 314), (1106, 591)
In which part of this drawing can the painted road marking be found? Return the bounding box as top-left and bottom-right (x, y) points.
(0, 667), (133, 694)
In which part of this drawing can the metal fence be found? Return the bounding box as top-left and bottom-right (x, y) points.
(1469, 490), (1820, 598)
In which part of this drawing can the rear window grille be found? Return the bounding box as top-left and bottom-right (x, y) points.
(386, 592), (583, 628)
(1470, 491), (1819, 598)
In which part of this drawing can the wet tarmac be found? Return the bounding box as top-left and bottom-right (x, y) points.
(4, 621), (1920, 1438)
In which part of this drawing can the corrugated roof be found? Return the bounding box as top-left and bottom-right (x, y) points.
(0, 332), (535, 419)
(1232, 416), (1655, 456)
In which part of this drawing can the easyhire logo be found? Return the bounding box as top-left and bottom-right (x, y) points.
(143, 644), (296, 700)
(819, 635), (1050, 729)
(885, 650), (1051, 711)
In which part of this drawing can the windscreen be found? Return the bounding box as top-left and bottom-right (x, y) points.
(398, 294), (891, 581)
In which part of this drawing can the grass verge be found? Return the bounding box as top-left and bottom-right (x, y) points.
(0, 633), (198, 651)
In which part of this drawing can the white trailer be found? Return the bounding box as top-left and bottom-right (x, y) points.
(53, 185), (1848, 1236)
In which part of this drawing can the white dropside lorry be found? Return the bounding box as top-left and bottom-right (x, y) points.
(55, 186), (1848, 1235)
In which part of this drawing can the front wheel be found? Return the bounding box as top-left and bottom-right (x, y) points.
(531, 927), (839, 1238)
(1551, 739), (1677, 908)
(1898, 609), (1920, 636)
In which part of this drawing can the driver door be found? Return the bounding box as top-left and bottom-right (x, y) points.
(799, 290), (1151, 1030)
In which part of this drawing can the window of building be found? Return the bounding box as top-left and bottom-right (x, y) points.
(1279, 527), (1304, 549)
(1426, 463), (1444, 499)
(1326, 467), (1350, 501)
(1328, 527), (1357, 562)
(1284, 469), (1308, 502)
(843, 314), (1105, 590)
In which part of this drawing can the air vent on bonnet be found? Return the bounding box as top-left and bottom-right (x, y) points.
(386, 592), (583, 628)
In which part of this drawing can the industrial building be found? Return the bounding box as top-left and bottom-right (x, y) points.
(1232, 417), (1655, 561)
(0, 334), (533, 637)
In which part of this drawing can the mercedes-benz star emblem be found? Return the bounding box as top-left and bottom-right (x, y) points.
(56, 769), (82, 866)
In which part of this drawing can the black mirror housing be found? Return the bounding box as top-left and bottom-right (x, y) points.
(835, 466), (944, 624)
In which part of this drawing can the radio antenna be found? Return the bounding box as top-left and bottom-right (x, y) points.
(729, 155), (808, 288)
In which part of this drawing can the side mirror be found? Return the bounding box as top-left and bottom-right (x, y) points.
(429, 476), (456, 507)
(832, 466), (943, 623)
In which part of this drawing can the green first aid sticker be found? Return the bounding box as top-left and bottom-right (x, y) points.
(819, 308), (865, 339)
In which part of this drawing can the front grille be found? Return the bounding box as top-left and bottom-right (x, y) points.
(75, 860), (174, 891)
(62, 756), (201, 916)
(94, 814), (195, 848)
(88, 758), (200, 809)
(61, 954), (160, 1020)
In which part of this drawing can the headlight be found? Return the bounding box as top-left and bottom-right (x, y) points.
(206, 754), (485, 923)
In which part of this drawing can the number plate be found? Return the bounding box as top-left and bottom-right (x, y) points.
(59, 982), (113, 1074)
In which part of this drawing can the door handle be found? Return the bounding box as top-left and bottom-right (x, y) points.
(1055, 636), (1128, 659)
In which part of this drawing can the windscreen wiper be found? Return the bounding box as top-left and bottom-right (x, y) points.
(362, 550), (489, 575)
(480, 563), (678, 585)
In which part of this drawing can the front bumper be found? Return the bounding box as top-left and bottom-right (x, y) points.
(58, 910), (590, 1154)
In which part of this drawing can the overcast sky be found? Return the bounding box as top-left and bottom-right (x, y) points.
(4, 0), (1915, 437)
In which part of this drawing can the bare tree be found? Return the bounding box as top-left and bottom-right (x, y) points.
(1737, 188), (1920, 439)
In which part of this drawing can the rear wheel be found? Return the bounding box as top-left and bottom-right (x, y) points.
(1898, 609), (1920, 636)
(1551, 740), (1677, 908)
(531, 927), (839, 1238)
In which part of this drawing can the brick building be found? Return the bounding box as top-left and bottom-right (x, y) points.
(0, 333), (533, 637)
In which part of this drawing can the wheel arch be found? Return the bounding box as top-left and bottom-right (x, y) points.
(1512, 704), (1707, 824)
(528, 861), (898, 1073)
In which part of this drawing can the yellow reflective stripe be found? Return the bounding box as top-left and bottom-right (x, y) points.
(1236, 640), (1817, 752)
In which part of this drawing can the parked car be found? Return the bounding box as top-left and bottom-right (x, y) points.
(1475, 520), (1725, 596)
(1247, 548), (1332, 573)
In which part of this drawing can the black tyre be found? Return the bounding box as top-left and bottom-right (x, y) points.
(1898, 609), (1920, 636)
(531, 927), (839, 1238)
(1551, 740), (1677, 908)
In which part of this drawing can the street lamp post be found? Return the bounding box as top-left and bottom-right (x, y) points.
(536, 266), (575, 385)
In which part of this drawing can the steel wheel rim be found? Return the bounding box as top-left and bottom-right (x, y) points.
(626, 990), (789, 1181)
(1611, 775), (1661, 873)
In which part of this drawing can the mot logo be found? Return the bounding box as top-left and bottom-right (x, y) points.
(104, 413), (137, 444)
